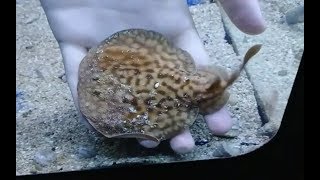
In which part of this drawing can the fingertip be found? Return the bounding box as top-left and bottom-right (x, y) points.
(219, 0), (267, 35)
(137, 139), (160, 148)
(169, 129), (195, 154)
(204, 107), (233, 135)
(241, 16), (267, 35)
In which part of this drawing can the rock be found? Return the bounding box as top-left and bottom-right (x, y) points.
(22, 110), (32, 118)
(195, 139), (209, 146)
(25, 45), (33, 49)
(35, 69), (45, 80)
(258, 122), (280, 138)
(285, 5), (304, 25)
(25, 13), (40, 24)
(211, 143), (232, 157)
(77, 146), (97, 159)
(221, 143), (241, 157)
(278, 70), (288, 76)
(58, 73), (67, 83)
(33, 149), (57, 167)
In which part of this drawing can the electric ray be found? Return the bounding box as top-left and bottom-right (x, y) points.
(77, 28), (261, 142)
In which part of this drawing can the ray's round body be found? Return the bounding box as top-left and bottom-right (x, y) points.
(77, 29), (261, 142)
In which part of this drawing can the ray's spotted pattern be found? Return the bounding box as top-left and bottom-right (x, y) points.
(77, 29), (261, 142)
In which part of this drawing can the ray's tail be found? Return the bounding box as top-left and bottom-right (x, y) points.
(224, 44), (262, 88)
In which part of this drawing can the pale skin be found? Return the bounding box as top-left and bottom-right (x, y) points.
(40, 0), (266, 154)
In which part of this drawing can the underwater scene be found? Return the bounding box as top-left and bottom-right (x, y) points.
(16, 0), (304, 175)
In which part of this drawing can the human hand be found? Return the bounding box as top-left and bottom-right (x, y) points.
(40, 0), (266, 154)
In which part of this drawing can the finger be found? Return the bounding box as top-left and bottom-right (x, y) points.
(218, 0), (266, 35)
(137, 129), (196, 153)
(172, 28), (230, 151)
(137, 139), (160, 148)
(169, 128), (195, 154)
(173, 28), (211, 66)
(58, 42), (95, 131)
(59, 42), (86, 95)
(204, 106), (233, 135)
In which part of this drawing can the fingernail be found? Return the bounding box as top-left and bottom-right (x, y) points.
(137, 139), (160, 148)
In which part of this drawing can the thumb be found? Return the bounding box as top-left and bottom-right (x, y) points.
(58, 42), (95, 130)
(173, 28), (211, 66)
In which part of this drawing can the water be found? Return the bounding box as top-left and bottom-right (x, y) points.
(187, 0), (205, 6)
(16, 0), (304, 175)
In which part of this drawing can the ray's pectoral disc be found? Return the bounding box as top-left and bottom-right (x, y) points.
(77, 28), (261, 142)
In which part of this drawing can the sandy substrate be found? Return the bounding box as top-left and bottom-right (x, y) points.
(16, 0), (303, 175)
(220, 0), (304, 135)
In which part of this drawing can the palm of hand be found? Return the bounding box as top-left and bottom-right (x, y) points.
(41, 0), (265, 153)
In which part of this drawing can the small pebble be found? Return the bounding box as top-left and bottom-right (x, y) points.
(22, 110), (32, 118)
(212, 145), (230, 157)
(278, 70), (288, 76)
(228, 94), (238, 106)
(212, 143), (241, 157)
(29, 170), (37, 174)
(25, 14), (40, 24)
(285, 5), (304, 25)
(224, 32), (233, 45)
(77, 146), (97, 158)
(222, 143), (241, 157)
(240, 142), (258, 146)
(35, 69), (45, 80)
(25, 45), (33, 50)
(56, 166), (63, 171)
(295, 48), (304, 60)
(258, 123), (278, 138)
(44, 132), (54, 137)
(58, 73), (67, 83)
(33, 149), (56, 167)
(195, 139), (208, 146)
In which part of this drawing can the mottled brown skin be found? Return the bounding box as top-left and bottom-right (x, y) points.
(77, 29), (261, 142)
